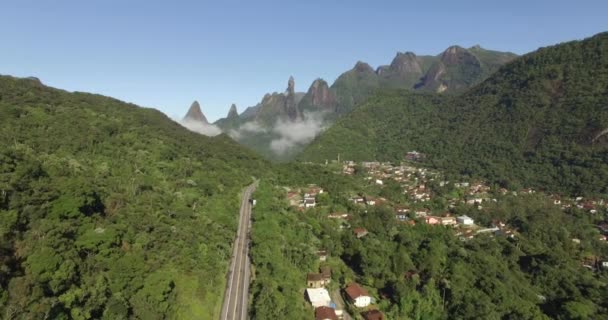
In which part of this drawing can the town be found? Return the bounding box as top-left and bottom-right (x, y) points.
(279, 152), (608, 320)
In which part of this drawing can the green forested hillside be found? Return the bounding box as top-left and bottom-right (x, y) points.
(0, 76), (268, 319)
(300, 32), (608, 195)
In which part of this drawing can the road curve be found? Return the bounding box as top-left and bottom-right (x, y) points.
(220, 182), (257, 320)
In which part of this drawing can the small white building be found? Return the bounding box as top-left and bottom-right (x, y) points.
(304, 197), (316, 208)
(375, 179), (383, 185)
(345, 283), (371, 308)
(306, 288), (331, 308)
(457, 215), (474, 225)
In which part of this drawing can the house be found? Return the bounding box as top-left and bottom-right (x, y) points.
(457, 215), (474, 225)
(304, 197), (316, 208)
(602, 261), (608, 269)
(315, 306), (338, 320)
(287, 191), (301, 206)
(440, 216), (457, 226)
(306, 288), (331, 308)
(328, 212), (349, 219)
(354, 228), (368, 238)
(307, 273), (326, 288)
(317, 250), (328, 262)
(345, 283), (371, 308)
(395, 206), (410, 214)
(351, 197), (366, 205)
(363, 310), (385, 320)
(424, 216), (440, 225)
(320, 266), (331, 283)
(366, 198), (376, 206)
(375, 179), (383, 185)
(466, 198), (484, 205)
(415, 209), (429, 218)
(395, 214), (408, 222)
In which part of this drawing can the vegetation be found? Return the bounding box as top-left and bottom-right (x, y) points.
(0, 75), (268, 319)
(249, 163), (608, 319)
(300, 32), (608, 196)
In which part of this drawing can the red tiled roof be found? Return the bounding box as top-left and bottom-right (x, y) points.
(363, 310), (385, 320)
(315, 306), (338, 320)
(345, 283), (369, 300)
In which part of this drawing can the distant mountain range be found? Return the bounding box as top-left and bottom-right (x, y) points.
(183, 44), (517, 159)
(299, 32), (608, 195)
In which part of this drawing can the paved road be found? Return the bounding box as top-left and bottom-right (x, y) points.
(331, 289), (352, 320)
(220, 182), (257, 320)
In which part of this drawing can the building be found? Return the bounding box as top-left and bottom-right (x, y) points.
(304, 197), (316, 208)
(306, 288), (331, 308)
(440, 216), (457, 226)
(345, 283), (372, 308)
(457, 215), (474, 225)
(317, 250), (328, 262)
(315, 306), (338, 320)
(307, 273), (326, 288)
(354, 228), (368, 238)
(363, 310), (385, 320)
(424, 216), (440, 225)
(320, 266), (331, 283)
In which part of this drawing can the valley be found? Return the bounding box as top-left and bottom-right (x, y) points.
(1, 3), (607, 319)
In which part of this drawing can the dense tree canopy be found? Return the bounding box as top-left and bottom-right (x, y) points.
(0, 75), (268, 319)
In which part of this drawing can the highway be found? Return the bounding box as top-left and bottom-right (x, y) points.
(220, 182), (257, 320)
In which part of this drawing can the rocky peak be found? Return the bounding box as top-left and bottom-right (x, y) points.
(183, 100), (208, 123)
(287, 76), (295, 95)
(354, 61), (374, 73)
(389, 52), (422, 75)
(227, 104), (238, 118)
(285, 76), (299, 121)
(440, 45), (479, 66)
(307, 79), (336, 108)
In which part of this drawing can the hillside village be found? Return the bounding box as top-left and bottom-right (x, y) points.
(281, 156), (608, 320)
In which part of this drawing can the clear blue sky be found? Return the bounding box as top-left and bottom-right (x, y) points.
(1, 0), (606, 121)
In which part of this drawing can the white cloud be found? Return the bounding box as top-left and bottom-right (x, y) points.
(228, 121), (268, 140)
(269, 111), (327, 155)
(179, 119), (222, 137)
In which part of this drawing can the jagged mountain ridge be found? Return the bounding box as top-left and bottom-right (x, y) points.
(212, 44), (516, 125)
(299, 32), (608, 195)
(189, 44), (516, 160)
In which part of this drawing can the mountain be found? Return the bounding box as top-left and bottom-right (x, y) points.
(330, 46), (517, 114)
(214, 103), (240, 129)
(297, 78), (337, 113)
(183, 100), (208, 123)
(300, 32), (608, 195)
(249, 76), (305, 126)
(416, 45), (517, 93)
(211, 44), (516, 160)
(227, 103), (238, 118)
(0, 75), (268, 319)
(376, 52), (436, 89)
